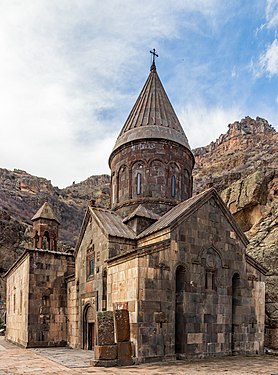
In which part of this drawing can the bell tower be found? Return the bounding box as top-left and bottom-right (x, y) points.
(31, 202), (60, 251)
(109, 57), (194, 218)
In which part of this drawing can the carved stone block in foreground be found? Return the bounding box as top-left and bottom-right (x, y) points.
(95, 345), (117, 360)
(117, 341), (134, 366)
(114, 309), (130, 342)
(96, 311), (114, 346)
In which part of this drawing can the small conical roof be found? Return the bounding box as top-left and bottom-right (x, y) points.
(110, 64), (191, 160)
(31, 202), (60, 224)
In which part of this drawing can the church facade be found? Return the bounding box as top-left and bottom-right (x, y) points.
(6, 61), (266, 364)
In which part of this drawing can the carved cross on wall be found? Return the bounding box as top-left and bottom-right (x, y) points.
(150, 48), (158, 64)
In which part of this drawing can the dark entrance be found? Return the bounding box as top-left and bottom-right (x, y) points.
(83, 305), (95, 350)
(175, 265), (187, 355)
(87, 322), (95, 350)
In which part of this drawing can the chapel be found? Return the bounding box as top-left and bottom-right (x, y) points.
(5, 58), (267, 365)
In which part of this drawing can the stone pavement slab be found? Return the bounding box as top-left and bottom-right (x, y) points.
(0, 337), (277, 375)
(32, 347), (93, 368)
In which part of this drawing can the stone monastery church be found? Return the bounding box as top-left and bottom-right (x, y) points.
(6, 59), (267, 365)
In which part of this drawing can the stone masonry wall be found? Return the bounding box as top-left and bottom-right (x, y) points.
(107, 257), (139, 357)
(134, 197), (264, 362)
(110, 140), (194, 217)
(67, 277), (79, 348)
(75, 216), (110, 348)
(6, 253), (30, 347)
(27, 250), (74, 347)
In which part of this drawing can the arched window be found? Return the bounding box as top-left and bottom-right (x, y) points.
(87, 252), (95, 278)
(136, 173), (141, 195)
(171, 175), (176, 197)
(43, 231), (50, 250)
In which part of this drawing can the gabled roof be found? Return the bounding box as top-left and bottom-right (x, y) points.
(90, 207), (136, 239)
(110, 65), (191, 161)
(137, 188), (249, 246)
(74, 206), (136, 255)
(123, 204), (161, 223)
(75, 189), (250, 257)
(31, 202), (60, 224)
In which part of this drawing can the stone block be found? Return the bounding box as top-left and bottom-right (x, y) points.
(114, 309), (130, 342)
(187, 333), (203, 344)
(95, 345), (117, 360)
(139, 301), (161, 311)
(117, 341), (134, 366)
(97, 311), (115, 345)
(154, 311), (167, 323)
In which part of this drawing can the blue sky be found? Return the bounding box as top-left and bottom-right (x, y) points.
(0, 1), (277, 187)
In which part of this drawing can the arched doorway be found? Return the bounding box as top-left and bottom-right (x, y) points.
(83, 304), (95, 350)
(232, 273), (240, 354)
(175, 265), (187, 356)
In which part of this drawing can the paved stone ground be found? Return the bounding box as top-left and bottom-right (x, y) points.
(0, 337), (278, 375)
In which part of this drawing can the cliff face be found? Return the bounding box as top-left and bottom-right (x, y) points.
(0, 169), (110, 300)
(193, 116), (278, 345)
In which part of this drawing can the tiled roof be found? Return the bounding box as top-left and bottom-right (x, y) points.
(89, 207), (136, 239)
(111, 65), (191, 157)
(31, 202), (60, 223)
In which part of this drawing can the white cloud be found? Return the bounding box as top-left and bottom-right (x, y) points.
(259, 38), (278, 76)
(0, 1), (225, 187)
(178, 102), (243, 149)
(266, 0), (278, 28)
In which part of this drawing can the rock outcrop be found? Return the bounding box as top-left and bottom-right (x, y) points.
(0, 169), (110, 301)
(193, 116), (278, 348)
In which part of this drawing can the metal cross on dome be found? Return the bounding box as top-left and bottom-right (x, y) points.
(150, 48), (158, 64)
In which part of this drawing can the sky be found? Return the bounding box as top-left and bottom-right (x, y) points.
(0, 1), (277, 188)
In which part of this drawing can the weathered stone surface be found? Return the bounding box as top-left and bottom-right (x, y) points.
(95, 345), (117, 360)
(117, 341), (134, 366)
(96, 311), (115, 346)
(114, 309), (130, 342)
(110, 140), (194, 218)
(5, 248), (74, 348)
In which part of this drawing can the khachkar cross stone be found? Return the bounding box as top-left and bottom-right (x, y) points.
(150, 48), (158, 67)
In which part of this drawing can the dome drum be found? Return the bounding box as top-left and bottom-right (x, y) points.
(110, 139), (194, 217)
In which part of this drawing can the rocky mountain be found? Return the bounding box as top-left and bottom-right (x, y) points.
(193, 116), (277, 341)
(0, 115), (277, 333)
(0, 170), (110, 301)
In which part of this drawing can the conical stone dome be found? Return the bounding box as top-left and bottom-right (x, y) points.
(110, 64), (191, 160)
(109, 63), (194, 218)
